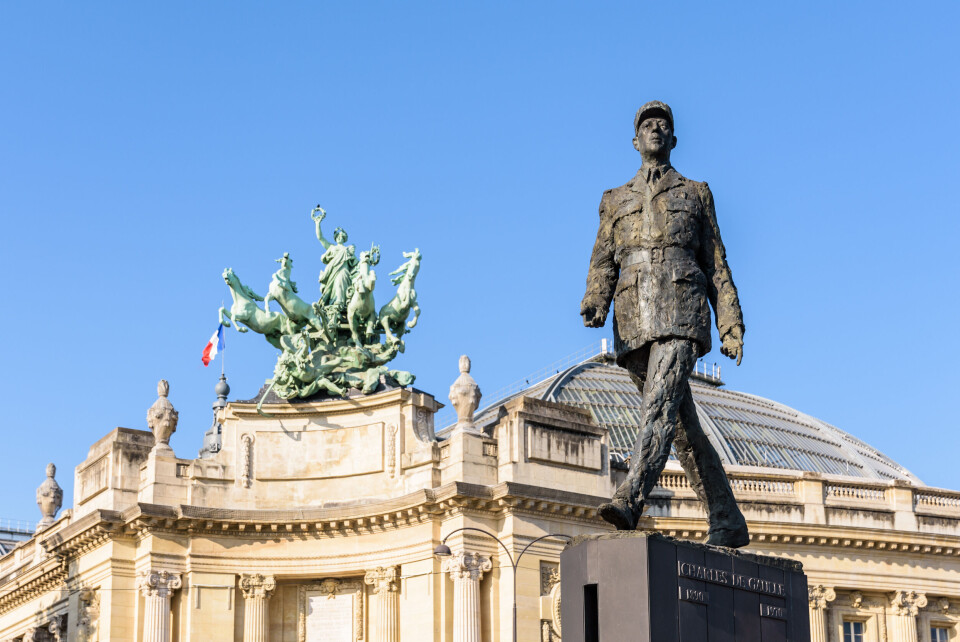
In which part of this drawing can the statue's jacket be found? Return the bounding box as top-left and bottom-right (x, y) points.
(582, 167), (743, 362)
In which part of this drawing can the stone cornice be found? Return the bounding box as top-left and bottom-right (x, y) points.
(40, 509), (125, 558)
(114, 482), (606, 539)
(4, 478), (958, 611)
(34, 483), (960, 555)
(0, 557), (67, 615)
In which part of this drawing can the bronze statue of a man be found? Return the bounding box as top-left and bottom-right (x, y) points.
(581, 101), (749, 547)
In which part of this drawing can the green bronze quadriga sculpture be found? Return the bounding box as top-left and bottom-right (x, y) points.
(218, 205), (421, 412)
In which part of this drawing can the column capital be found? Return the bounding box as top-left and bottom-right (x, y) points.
(442, 551), (492, 582)
(808, 585), (836, 610)
(240, 573), (277, 600)
(364, 566), (400, 594)
(891, 590), (928, 616)
(137, 570), (182, 598)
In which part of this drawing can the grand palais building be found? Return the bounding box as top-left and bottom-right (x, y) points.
(1, 341), (959, 642)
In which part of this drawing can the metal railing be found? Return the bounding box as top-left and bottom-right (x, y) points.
(0, 518), (35, 537)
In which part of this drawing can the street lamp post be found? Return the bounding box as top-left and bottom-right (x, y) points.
(434, 527), (572, 642)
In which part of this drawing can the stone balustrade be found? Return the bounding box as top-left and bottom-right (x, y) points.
(824, 482), (888, 503)
(648, 467), (960, 534)
(915, 489), (960, 516)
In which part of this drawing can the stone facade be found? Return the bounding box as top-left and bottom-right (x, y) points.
(1, 383), (959, 641)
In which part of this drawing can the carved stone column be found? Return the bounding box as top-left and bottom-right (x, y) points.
(442, 552), (492, 642)
(890, 590), (927, 642)
(137, 570), (182, 642)
(807, 585), (836, 642)
(240, 574), (276, 642)
(365, 566), (400, 642)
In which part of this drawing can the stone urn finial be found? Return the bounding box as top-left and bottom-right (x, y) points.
(147, 379), (179, 456)
(36, 463), (63, 532)
(449, 355), (482, 434)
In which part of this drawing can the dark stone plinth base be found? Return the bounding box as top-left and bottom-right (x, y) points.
(560, 532), (810, 642)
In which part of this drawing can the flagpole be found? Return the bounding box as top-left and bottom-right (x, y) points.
(220, 300), (225, 378)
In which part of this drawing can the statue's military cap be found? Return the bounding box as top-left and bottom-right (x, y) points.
(634, 100), (674, 133)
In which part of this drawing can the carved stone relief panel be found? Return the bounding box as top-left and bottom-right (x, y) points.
(297, 579), (364, 642)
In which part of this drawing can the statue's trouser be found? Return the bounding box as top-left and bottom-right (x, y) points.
(616, 338), (747, 536)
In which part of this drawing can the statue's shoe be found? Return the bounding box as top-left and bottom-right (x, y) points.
(706, 527), (750, 549)
(598, 500), (639, 531)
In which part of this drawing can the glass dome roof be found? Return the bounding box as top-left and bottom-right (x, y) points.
(472, 354), (920, 484)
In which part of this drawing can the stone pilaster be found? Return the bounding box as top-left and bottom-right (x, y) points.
(442, 552), (492, 642)
(240, 574), (276, 642)
(890, 590), (927, 642)
(807, 585), (836, 642)
(137, 570), (182, 642)
(365, 566), (400, 642)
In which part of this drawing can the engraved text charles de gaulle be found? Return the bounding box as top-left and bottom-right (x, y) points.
(677, 562), (785, 597)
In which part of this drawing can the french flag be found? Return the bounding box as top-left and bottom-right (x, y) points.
(202, 324), (225, 367)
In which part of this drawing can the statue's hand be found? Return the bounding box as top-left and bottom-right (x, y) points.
(580, 301), (607, 328)
(721, 326), (744, 366)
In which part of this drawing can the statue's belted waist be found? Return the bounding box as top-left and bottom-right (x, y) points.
(618, 246), (695, 268)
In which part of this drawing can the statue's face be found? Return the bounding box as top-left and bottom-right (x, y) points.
(634, 116), (676, 156)
(335, 230), (348, 244)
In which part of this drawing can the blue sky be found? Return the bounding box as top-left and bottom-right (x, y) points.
(1, 3), (958, 522)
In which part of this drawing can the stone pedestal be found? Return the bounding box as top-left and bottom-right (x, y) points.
(240, 574), (276, 642)
(561, 532), (810, 642)
(442, 552), (492, 642)
(365, 566), (400, 642)
(137, 570), (182, 642)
